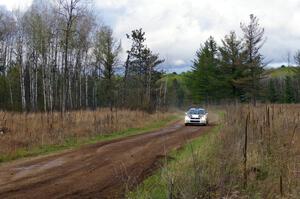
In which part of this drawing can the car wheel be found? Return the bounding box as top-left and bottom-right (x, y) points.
(185, 123), (188, 126)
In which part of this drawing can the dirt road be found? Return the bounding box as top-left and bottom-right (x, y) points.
(0, 121), (212, 199)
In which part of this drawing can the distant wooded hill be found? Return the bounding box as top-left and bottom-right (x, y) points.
(160, 65), (300, 107)
(265, 66), (297, 78)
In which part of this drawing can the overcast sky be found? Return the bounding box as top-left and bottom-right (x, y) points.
(1, 0), (300, 72)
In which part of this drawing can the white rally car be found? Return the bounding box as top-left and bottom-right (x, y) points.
(184, 108), (208, 126)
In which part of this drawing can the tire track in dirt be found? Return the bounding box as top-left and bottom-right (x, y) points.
(0, 121), (213, 199)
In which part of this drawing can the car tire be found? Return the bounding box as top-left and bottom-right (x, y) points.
(185, 123), (188, 126)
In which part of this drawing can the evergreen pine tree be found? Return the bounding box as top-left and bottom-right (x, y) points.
(238, 14), (266, 105)
(284, 76), (295, 103)
(268, 79), (278, 103)
(189, 36), (223, 104)
(219, 31), (246, 100)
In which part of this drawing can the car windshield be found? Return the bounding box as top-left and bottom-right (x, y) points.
(188, 109), (205, 115)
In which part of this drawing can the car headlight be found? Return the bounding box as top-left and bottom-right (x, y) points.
(185, 115), (190, 120)
(201, 115), (207, 120)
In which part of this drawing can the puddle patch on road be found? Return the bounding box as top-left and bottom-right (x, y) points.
(13, 158), (65, 180)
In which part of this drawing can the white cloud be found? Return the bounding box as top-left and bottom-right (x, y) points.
(173, 59), (185, 66)
(96, 0), (128, 9)
(1, 0), (300, 71)
(0, 0), (32, 10)
(97, 0), (300, 70)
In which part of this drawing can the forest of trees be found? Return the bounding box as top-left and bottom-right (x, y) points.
(0, 2), (299, 114)
(187, 14), (300, 105)
(0, 0), (166, 112)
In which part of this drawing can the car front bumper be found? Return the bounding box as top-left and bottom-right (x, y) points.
(185, 118), (207, 125)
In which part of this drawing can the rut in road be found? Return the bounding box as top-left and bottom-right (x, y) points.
(0, 121), (212, 199)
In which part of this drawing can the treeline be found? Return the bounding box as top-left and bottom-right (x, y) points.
(0, 0), (165, 112)
(265, 70), (300, 103)
(187, 14), (300, 105)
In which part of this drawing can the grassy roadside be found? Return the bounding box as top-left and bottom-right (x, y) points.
(127, 112), (223, 199)
(128, 105), (300, 199)
(0, 114), (180, 164)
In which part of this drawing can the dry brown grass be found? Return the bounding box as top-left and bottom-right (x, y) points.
(0, 109), (174, 157)
(145, 104), (300, 199)
(220, 104), (300, 198)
